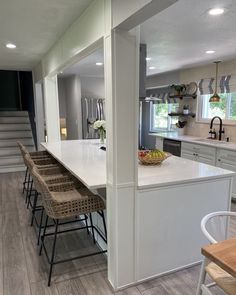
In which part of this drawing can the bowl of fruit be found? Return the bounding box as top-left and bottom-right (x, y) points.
(138, 149), (171, 165)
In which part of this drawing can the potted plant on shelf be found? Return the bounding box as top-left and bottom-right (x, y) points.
(93, 120), (106, 144)
(170, 84), (186, 96)
(183, 105), (189, 115)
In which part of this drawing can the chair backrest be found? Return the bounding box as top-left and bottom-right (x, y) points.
(201, 211), (236, 244)
(24, 153), (35, 171)
(31, 166), (57, 218)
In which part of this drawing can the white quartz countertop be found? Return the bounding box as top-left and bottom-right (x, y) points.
(150, 132), (236, 151)
(41, 140), (235, 190)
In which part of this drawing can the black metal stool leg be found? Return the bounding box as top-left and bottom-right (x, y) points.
(39, 215), (49, 256)
(30, 191), (38, 226)
(27, 180), (34, 209)
(100, 210), (107, 241)
(22, 167), (28, 193)
(84, 214), (89, 235)
(37, 208), (44, 245)
(25, 173), (31, 203)
(89, 213), (96, 244)
(48, 219), (59, 287)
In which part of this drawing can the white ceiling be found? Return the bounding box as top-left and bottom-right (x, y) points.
(0, 0), (92, 70)
(60, 48), (104, 78)
(141, 0), (236, 75)
(4, 0), (236, 75)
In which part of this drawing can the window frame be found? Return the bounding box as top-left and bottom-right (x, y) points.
(197, 92), (236, 125)
(149, 102), (178, 132)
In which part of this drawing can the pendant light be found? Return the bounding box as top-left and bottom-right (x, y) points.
(209, 61), (221, 102)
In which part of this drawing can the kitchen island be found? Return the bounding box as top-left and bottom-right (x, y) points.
(42, 140), (235, 286)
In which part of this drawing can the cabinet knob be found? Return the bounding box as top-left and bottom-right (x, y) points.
(218, 159), (221, 162)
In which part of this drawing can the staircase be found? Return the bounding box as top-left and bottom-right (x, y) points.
(0, 111), (35, 173)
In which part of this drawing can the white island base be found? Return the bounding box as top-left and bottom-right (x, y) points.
(136, 177), (232, 282)
(41, 140), (234, 289)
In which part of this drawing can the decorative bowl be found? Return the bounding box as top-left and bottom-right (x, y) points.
(138, 150), (171, 166)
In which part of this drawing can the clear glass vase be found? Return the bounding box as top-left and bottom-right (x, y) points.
(99, 129), (105, 144)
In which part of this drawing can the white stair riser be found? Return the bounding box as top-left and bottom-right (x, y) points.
(0, 117), (29, 124)
(0, 146), (35, 157)
(0, 156), (23, 166)
(0, 138), (34, 148)
(0, 166), (25, 173)
(0, 111), (35, 171)
(0, 124), (31, 131)
(0, 131), (32, 139)
(0, 111), (28, 117)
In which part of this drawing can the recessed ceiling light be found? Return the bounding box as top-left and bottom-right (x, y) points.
(149, 66), (156, 70)
(209, 8), (224, 15)
(6, 43), (16, 49)
(96, 62), (103, 66)
(146, 57), (151, 61)
(206, 50), (215, 54)
(60, 71), (63, 74)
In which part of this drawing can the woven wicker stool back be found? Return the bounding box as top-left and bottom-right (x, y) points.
(24, 153), (35, 172)
(31, 166), (105, 220)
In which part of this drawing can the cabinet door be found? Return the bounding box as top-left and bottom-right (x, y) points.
(181, 151), (196, 161)
(182, 142), (216, 165)
(156, 137), (163, 150)
(197, 155), (215, 166)
(216, 160), (236, 197)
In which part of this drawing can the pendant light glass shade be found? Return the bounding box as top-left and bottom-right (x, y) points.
(209, 61), (221, 102)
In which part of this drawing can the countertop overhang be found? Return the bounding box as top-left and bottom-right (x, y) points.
(41, 140), (235, 190)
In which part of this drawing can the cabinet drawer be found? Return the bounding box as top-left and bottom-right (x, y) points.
(217, 149), (236, 163)
(182, 142), (216, 157)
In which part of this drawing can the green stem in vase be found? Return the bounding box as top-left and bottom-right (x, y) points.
(99, 128), (105, 144)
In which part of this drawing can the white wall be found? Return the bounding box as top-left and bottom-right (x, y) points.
(58, 78), (67, 118)
(80, 76), (104, 98)
(146, 70), (180, 88)
(146, 59), (236, 142)
(65, 75), (82, 139)
(180, 60), (236, 141)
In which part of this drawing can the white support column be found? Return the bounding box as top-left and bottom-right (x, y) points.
(104, 27), (139, 289)
(34, 83), (45, 149)
(43, 76), (60, 142)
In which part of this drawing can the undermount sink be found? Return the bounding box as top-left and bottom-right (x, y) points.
(193, 138), (228, 144)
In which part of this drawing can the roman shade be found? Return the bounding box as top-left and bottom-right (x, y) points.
(198, 75), (236, 95)
(145, 86), (177, 104)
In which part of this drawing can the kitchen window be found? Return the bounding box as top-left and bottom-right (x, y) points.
(150, 102), (179, 132)
(198, 92), (236, 123)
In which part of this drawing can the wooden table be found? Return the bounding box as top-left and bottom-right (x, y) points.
(202, 237), (236, 278)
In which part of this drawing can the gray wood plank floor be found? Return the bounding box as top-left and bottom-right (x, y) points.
(1, 172), (235, 295)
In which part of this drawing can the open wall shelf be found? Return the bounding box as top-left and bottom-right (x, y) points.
(168, 112), (196, 118)
(169, 94), (197, 99)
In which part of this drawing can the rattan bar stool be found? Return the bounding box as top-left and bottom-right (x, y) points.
(17, 141), (52, 194)
(31, 167), (107, 286)
(24, 154), (73, 231)
(22, 151), (59, 206)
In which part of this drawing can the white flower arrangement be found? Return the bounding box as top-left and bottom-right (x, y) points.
(93, 120), (106, 144)
(93, 120), (106, 131)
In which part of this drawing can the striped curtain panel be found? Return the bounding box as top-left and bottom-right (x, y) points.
(198, 75), (236, 95)
(146, 86), (177, 104)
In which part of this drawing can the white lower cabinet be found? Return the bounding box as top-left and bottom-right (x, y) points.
(158, 137), (236, 199)
(181, 142), (216, 166)
(216, 149), (236, 199)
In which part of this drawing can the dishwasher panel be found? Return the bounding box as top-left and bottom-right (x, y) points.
(163, 138), (181, 157)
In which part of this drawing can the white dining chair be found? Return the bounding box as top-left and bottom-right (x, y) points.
(196, 211), (236, 295)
